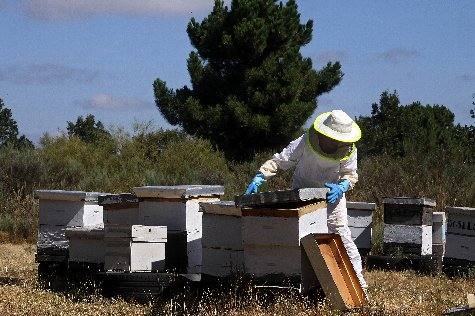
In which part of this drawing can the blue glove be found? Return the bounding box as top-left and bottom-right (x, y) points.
(245, 172), (266, 195)
(324, 180), (350, 204)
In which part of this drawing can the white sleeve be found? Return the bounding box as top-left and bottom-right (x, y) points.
(339, 148), (358, 189)
(259, 135), (305, 179)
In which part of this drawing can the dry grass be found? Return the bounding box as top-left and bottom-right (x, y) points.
(0, 243), (473, 316)
(0, 243), (150, 316)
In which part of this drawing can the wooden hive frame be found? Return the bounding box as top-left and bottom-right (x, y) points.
(301, 233), (367, 310)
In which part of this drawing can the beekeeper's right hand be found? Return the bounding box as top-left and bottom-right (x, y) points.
(244, 172), (266, 195)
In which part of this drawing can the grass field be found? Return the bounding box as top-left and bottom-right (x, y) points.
(0, 243), (473, 315)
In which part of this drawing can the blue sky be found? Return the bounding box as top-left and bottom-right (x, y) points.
(1, 0), (473, 142)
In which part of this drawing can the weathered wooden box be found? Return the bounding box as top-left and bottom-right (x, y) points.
(346, 201), (375, 253)
(242, 202), (328, 277)
(36, 224), (69, 261)
(66, 225), (105, 264)
(200, 201), (244, 277)
(301, 233), (367, 310)
(99, 193), (139, 226)
(133, 185), (224, 275)
(445, 206), (475, 262)
(104, 225), (167, 272)
(383, 197), (435, 256)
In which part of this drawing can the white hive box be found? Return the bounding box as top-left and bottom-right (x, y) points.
(242, 201), (328, 277)
(35, 190), (104, 227)
(104, 225), (167, 272)
(346, 201), (375, 253)
(432, 212), (446, 259)
(133, 185), (224, 275)
(35, 190), (106, 262)
(383, 224), (433, 255)
(98, 193), (140, 226)
(65, 225), (105, 264)
(383, 197), (435, 256)
(445, 206), (475, 262)
(200, 201), (244, 277)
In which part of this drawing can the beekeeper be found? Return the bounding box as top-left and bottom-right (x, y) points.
(244, 109), (367, 289)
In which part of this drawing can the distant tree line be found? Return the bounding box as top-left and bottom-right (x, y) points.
(356, 91), (474, 163)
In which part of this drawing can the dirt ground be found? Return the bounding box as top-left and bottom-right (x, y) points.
(0, 243), (473, 315)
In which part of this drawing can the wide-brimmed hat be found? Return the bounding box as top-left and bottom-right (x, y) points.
(312, 110), (361, 143)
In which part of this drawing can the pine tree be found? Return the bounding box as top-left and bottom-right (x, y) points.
(0, 98), (33, 149)
(356, 90), (474, 162)
(154, 0), (343, 160)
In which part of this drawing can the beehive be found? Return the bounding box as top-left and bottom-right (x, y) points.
(445, 206), (475, 262)
(200, 201), (243, 277)
(35, 190), (105, 262)
(383, 197), (435, 256)
(65, 225), (105, 264)
(104, 225), (167, 272)
(133, 185), (224, 275)
(242, 202), (328, 277)
(99, 193), (140, 226)
(346, 201), (375, 255)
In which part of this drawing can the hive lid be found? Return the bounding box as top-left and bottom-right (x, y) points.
(346, 201), (376, 211)
(199, 201), (242, 216)
(104, 225), (167, 241)
(235, 188), (328, 208)
(382, 197), (436, 207)
(133, 185), (225, 199)
(34, 190), (106, 202)
(301, 233), (368, 309)
(65, 224), (104, 238)
(445, 206), (475, 215)
(98, 193), (139, 206)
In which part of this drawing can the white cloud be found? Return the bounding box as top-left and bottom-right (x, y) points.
(77, 93), (150, 110)
(375, 48), (421, 64)
(0, 63), (98, 85)
(20, 0), (216, 21)
(314, 50), (349, 65)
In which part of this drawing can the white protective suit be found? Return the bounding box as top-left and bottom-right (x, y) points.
(259, 131), (367, 288)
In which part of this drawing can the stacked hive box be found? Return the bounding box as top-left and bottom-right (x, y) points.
(65, 225), (105, 267)
(236, 188), (328, 279)
(382, 197), (435, 256)
(35, 190), (104, 263)
(133, 185), (224, 276)
(98, 193), (167, 272)
(104, 225), (167, 272)
(346, 201), (375, 256)
(100, 193), (140, 227)
(445, 206), (475, 269)
(199, 201), (243, 277)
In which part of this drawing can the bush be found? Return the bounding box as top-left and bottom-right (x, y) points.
(0, 123), (473, 242)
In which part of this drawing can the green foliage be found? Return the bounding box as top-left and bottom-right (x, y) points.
(2, 86), (475, 241)
(0, 98), (33, 149)
(154, 0), (343, 160)
(356, 91), (475, 162)
(66, 114), (111, 144)
(0, 189), (37, 242)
